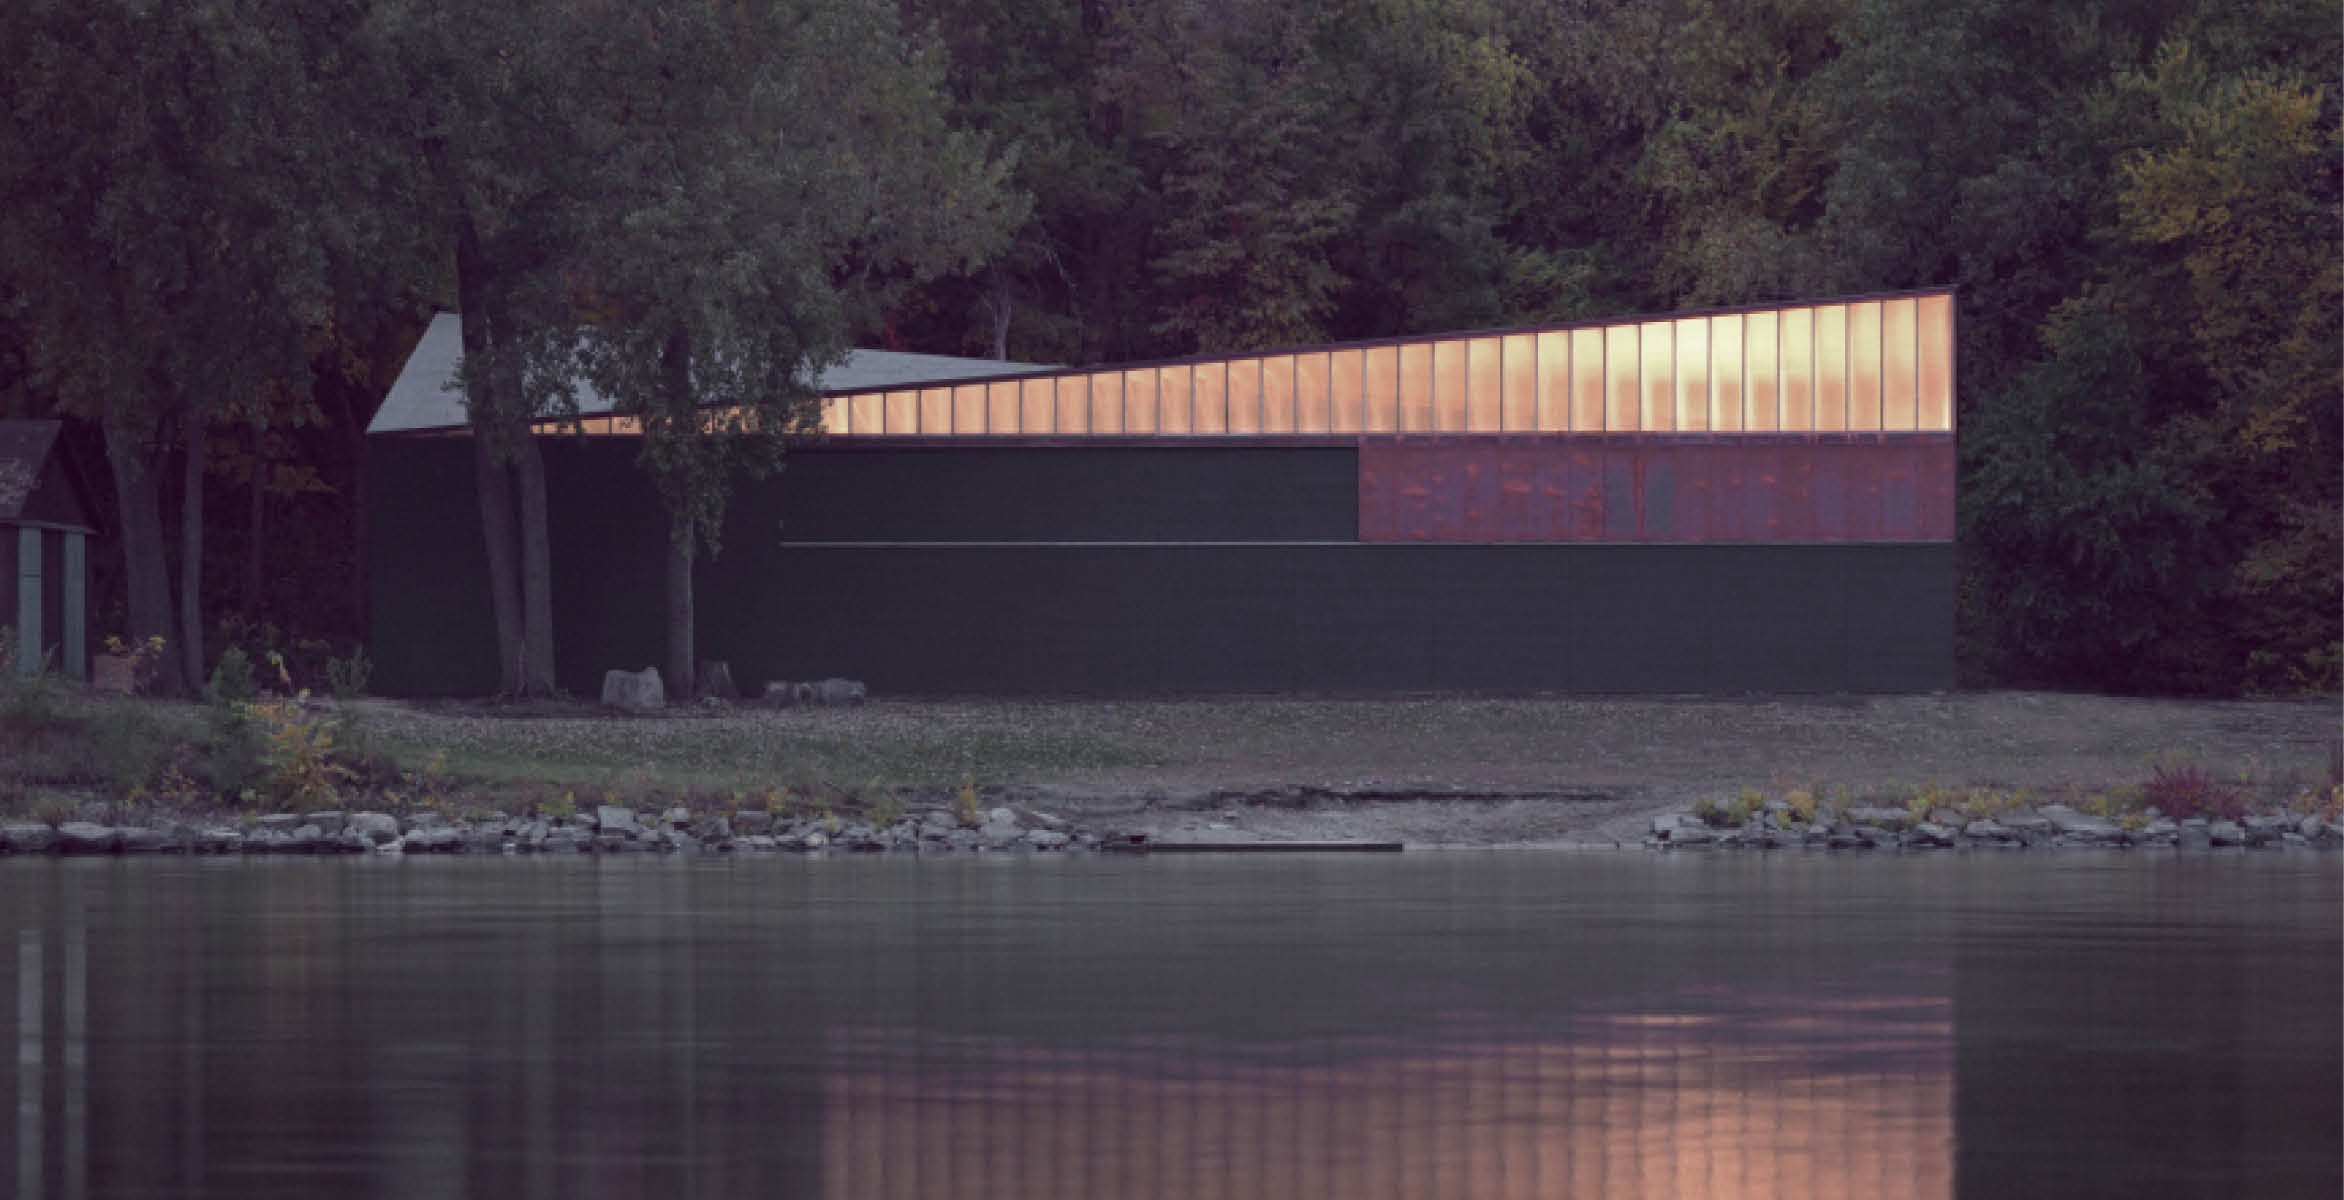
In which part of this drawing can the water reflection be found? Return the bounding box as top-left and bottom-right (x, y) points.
(819, 1000), (1953, 1199)
(0, 855), (2335, 1198)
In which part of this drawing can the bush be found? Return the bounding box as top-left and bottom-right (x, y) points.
(0, 627), (65, 730)
(326, 649), (372, 700)
(90, 703), (168, 794)
(2142, 762), (2247, 823)
(202, 701), (265, 798)
(208, 647), (258, 705)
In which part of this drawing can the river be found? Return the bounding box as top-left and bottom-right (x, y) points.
(3, 853), (2336, 1198)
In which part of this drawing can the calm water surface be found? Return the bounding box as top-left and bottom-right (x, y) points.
(2, 854), (2336, 1199)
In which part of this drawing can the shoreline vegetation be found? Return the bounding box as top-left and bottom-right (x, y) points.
(2, 665), (2337, 855)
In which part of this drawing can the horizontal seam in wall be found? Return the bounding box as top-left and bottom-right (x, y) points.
(775, 539), (1957, 549)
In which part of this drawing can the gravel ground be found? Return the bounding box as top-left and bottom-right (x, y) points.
(351, 692), (2340, 848)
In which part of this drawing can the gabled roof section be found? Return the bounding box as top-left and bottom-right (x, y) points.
(368, 313), (1059, 434)
(0, 419), (97, 533)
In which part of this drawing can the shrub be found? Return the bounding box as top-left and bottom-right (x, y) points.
(208, 647), (258, 705)
(90, 703), (168, 794)
(203, 701), (266, 798)
(253, 695), (349, 808)
(2142, 762), (2247, 822)
(953, 779), (982, 825)
(0, 628), (66, 730)
(324, 649), (373, 701)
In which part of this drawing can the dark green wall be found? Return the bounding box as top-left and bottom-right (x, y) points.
(370, 437), (1954, 696)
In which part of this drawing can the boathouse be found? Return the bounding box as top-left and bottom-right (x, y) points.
(0, 420), (97, 681)
(367, 290), (1957, 695)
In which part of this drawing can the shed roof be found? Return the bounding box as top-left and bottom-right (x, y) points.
(0, 419), (96, 534)
(368, 313), (1057, 435)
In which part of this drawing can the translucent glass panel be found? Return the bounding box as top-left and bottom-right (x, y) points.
(1883, 297), (1918, 431)
(1711, 316), (1743, 432)
(1674, 317), (1708, 432)
(1465, 337), (1502, 433)
(1535, 331), (1569, 432)
(1295, 353), (1330, 433)
(1813, 305), (1847, 431)
(1640, 320), (1673, 432)
(1779, 307), (1813, 431)
(1192, 361), (1226, 434)
(1605, 324), (1639, 431)
(1363, 347), (1399, 433)
(1090, 372), (1123, 434)
(1571, 328), (1605, 431)
(1744, 312), (1778, 431)
(1226, 359), (1262, 434)
(1159, 364), (1192, 434)
(804, 292), (1953, 438)
(1330, 350), (1365, 432)
(1917, 293), (1953, 430)
(1261, 356), (1295, 432)
(1847, 300), (1882, 431)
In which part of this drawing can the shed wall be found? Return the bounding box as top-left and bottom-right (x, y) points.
(370, 438), (1952, 696)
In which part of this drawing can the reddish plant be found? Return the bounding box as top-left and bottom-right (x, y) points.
(2142, 762), (2247, 822)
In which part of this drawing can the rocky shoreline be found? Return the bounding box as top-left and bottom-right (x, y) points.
(0, 792), (2338, 857)
(1649, 803), (2344, 851)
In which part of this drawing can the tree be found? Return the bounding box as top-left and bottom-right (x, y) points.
(568, 0), (1023, 697)
(0, 0), (362, 693)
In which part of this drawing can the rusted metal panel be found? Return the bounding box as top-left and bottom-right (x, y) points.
(1357, 435), (1955, 543)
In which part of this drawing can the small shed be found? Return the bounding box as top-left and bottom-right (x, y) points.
(0, 420), (98, 680)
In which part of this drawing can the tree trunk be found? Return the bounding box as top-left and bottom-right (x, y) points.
(104, 421), (186, 696)
(510, 429), (558, 696)
(453, 199), (526, 695)
(245, 410), (265, 616)
(471, 434), (525, 695)
(659, 328), (696, 698)
(665, 531), (693, 701)
(177, 410), (206, 689)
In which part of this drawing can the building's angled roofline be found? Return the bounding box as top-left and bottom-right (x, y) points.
(815, 285), (1957, 399)
(368, 313), (1059, 434)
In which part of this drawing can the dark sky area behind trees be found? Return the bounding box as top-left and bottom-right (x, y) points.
(0, 0), (2335, 697)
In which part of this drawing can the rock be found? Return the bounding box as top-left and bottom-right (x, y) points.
(924, 810), (955, 829)
(1906, 821), (1956, 848)
(257, 813), (301, 833)
(2001, 813), (2053, 835)
(1846, 806), (1914, 830)
(694, 816), (732, 842)
(288, 824), (326, 853)
(304, 811), (347, 835)
(761, 681), (804, 707)
(812, 678), (866, 706)
(984, 807), (1018, 827)
(1013, 806), (1070, 830)
(462, 827), (505, 854)
(542, 827), (589, 854)
(666, 830), (703, 854)
(403, 811), (446, 832)
(1667, 824), (1716, 847)
(734, 810), (773, 835)
(736, 835), (779, 852)
(1650, 814), (1686, 836)
(2141, 819), (2178, 842)
(56, 822), (119, 854)
(2040, 806), (2121, 840)
(597, 806), (640, 835)
(196, 827), (243, 854)
(2300, 815), (2326, 840)
(1858, 826), (1900, 849)
(600, 667), (666, 712)
(980, 820), (1024, 849)
(349, 812), (401, 846)
(1928, 807), (1965, 828)
(2208, 820), (2246, 847)
(2176, 824), (2212, 851)
(110, 825), (162, 853)
(800, 831), (829, 850)
(0, 824), (57, 853)
(1963, 819), (2010, 842)
(402, 827), (462, 854)
(1026, 829), (1071, 850)
(659, 807), (692, 827)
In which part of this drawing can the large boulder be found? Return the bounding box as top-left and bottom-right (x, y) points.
(761, 678), (867, 707)
(601, 667), (666, 712)
(56, 822), (119, 854)
(349, 812), (401, 846)
(0, 824), (57, 853)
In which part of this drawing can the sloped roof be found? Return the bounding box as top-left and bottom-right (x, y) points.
(369, 313), (1057, 434)
(0, 419), (96, 533)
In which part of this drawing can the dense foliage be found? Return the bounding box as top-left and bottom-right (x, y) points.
(0, 0), (2334, 695)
